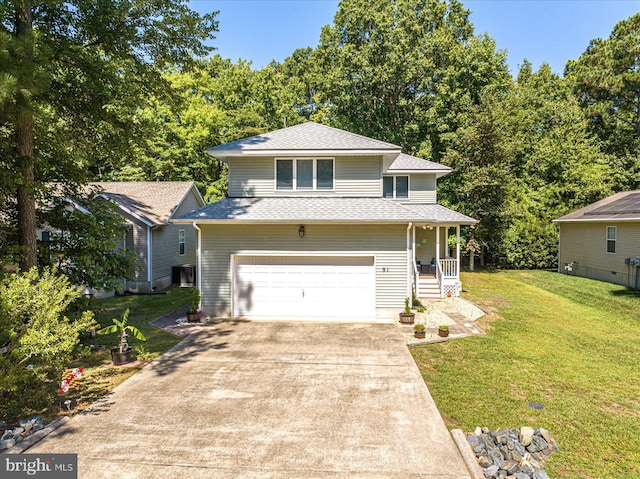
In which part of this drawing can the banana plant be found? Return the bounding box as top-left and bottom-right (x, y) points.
(97, 308), (146, 353)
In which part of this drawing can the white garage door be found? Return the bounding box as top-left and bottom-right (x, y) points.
(233, 256), (375, 320)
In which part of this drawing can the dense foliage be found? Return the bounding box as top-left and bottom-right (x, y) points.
(0, 268), (95, 421)
(2, 0), (639, 272)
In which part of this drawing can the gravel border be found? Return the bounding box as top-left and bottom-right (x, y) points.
(3, 417), (70, 454)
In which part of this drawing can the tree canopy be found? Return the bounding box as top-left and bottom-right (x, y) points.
(0, 0), (217, 270)
(2, 0), (639, 273)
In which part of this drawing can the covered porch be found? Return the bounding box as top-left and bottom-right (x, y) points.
(410, 224), (463, 300)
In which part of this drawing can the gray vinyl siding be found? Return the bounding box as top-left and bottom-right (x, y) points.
(559, 222), (640, 288)
(228, 156), (382, 197)
(172, 187), (205, 217)
(199, 223), (408, 316)
(152, 224), (197, 284)
(124, 216), (149, 292)
(336, 156), (381, 196)
(414, 227), (448, 265)
(408, 174), (436, 203)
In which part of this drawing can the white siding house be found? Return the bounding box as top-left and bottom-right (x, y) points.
(174, 122), (476, 321)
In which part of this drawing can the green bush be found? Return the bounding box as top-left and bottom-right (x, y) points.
(0, 267), (96, 421)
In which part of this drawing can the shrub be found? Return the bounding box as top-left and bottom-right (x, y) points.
(0, 267), (96, 421)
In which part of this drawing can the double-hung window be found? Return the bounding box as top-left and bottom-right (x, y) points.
(383, 175), (409, 199)
(275, 158), (334, 191)
(179, 229), (186, 256)
(606, 226), (616, 254)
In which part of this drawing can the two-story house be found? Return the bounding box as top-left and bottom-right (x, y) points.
(174, 122), (476, 321)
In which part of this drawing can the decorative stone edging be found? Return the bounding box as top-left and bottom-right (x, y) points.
(466, 426), (557, 478)
(2, 416), (70, 454)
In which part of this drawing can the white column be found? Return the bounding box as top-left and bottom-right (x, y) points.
(435, 226), (440, 274)
(412, 225), (416, 267)
(456, 225), (461, 279)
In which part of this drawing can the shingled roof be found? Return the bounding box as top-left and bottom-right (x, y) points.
(386, 153), (452, 176)
(207, 122), (401, 160)
(93, 182), (201, 226)
(554, 191), (640, 222)
(173, 197), (477, 225)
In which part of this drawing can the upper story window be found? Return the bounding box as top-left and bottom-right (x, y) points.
(606, 226), (616, 253)
(179, 229), (186, 256)
(383, 175), (409, 199)
(275, 158), (334, 191)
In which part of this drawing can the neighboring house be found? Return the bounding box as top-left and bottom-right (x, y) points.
(554, 191), (640, 289)
(173, 122), (476, 322)
(40, 182), (205, 294)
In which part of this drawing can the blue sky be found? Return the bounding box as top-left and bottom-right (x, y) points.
(192, 0), (639, 75)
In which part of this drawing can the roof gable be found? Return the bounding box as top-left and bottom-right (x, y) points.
(93, 182), (203, 226)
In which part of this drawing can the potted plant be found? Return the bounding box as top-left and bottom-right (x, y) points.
(399, 297), (415, 324)
(438, 325), (449, 338)
(97, 308), (147, 365)
(187, 288), (202, 322)
(413, 323), (426, 339)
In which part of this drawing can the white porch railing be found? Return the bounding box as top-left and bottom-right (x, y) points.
(440, 259), (457, 278)
(435, 259), (460, 298)
(435, 260), (446, 297)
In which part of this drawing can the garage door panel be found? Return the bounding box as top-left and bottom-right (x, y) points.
(233, 256), (375, 320)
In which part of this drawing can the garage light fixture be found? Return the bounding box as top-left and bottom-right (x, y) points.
(299, 225), (305, 237)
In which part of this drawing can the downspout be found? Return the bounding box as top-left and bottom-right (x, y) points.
(407, 222), (413, 299)
(557, 224), (561, 273)
(192, 222), (202, 309)
(147, 226), (153, 290)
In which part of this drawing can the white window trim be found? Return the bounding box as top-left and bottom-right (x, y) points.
(179, 229), (186, 256)
(274, 158), (335, 191)
(383, 175), (410, 199)
(606, 226), (616, 254)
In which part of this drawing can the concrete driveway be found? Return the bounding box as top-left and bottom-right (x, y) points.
(28, 321), (471, 478)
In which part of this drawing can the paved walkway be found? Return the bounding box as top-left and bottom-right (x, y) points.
(399, 297), (486, 345)
(28, 321), (471, 479)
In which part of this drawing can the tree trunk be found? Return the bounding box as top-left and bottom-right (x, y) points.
(15, 1), (37, 272)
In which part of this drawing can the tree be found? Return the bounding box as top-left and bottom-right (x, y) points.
(0, 0), (217, 271)
(568, 13), (640, 190)
(40, 189), (137, 292)
(0, 267), (95, 420)
(100, 56), (306, 199)
(441, 62), (612, 268)
(313, 0), (510, 155)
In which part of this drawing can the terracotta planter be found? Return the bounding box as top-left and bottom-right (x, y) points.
(399, 313), (415, 324)
(414, 331), (426, 339)
(111, 347), (132, 366)
(438, 329), (449, 338)
(187, 311), (202, 323)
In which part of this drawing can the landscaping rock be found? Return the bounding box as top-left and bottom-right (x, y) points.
(467, 427), (557, 479)
(0, 414), (50, 450)
(1, 438), (16, 449)
(484, 465), (499, 478)
(519, 426), (535, 446)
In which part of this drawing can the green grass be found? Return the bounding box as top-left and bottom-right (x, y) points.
(59, 287), (192, 417)
(411, 270), (640, 479)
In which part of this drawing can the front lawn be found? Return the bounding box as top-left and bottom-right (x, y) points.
(411, 270), (640, 479)
(62, 287), (192, 416)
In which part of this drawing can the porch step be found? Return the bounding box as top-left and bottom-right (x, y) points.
(417, 279), (440, 299)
